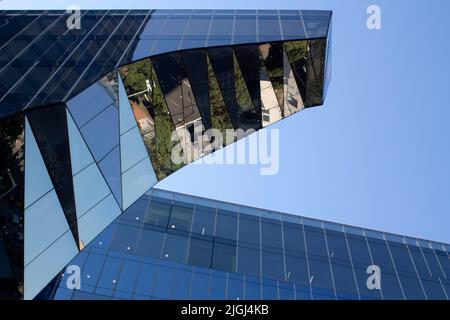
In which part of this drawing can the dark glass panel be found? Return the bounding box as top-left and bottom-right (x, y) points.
(135, 229), (164, 259)
(233, 15), (256, 44)
(258, 15), (281, 42)
(237, 245), (260, 277)
(182, 50), (212, 129)
(0, 113), (24, 299)
(172, 267), (193, 299)
(305, 39), (326, 106)
(366, 239), (404, 299)
(261, 217), (283, 255)
(301, 10), (331, 38)
(238, 214), (259, 245)
(434, 250), (450, 279)
(179, 15), (210, 50)
(212, 241), (236, 272)
(208, 15), (233, 46)
(207, 47), (239, 129)
(27, 104), (80, 249)
(109, 224), (140, 254)
(421, 247), (447, 280)
(285, 254), (309, 285)
(168, 201), (194, 233)
(261, 278), (278, 299)
(279, 282), (295, 300)
(187, 237), (213, 268)
(261, 250), (284, 280)
(144, 197), (171, 229)
(206, 55), (234, 139)
(161, 233), (188, 263)
(234, 45), (262, 121)
(346, 234), (382, 299)
(259, 43), (284, 111)
(191, 205), (215, 237)
(280, 14), (307, 41)
(284, 40), (308, 104)
(215, 209), (237, 241)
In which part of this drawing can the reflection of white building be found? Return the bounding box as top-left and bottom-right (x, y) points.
(260, 68), (282, 127)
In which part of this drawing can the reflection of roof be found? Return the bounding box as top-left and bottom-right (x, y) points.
(132, 103), (151, 123)
(0, 10), (332, 118)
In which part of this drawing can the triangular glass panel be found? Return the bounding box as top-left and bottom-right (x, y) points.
(24, 117), (53, 209)
(283, 47), (305, 116)
(98, 146), (122, 209)
(182, 50), (212, 130)
(26, 104), (80, 250)
(118, 74), (137, 135)
(234, 45), (262, 120)
(259, 43), (284, 114)
(66, 109), (94, 176)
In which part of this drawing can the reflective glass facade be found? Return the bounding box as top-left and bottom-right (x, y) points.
(0, 9), (332, 300)
(52, 189), (450, 300)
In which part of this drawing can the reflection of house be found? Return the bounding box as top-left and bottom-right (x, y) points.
(131, 101), (154, 134)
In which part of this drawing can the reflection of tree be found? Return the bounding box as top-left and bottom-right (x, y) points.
(260, 43), (284, 110)
(207, 57), (234, 140)
(233, 53), (258, 127)
(0, 114), (24, 296)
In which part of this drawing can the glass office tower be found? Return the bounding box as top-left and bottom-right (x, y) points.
(51, 188), (450, 300)
(0, 9), (332, 300)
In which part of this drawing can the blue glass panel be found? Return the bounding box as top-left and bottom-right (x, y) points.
(208, 15), (233, 46)
(24, 118), (53, 208)
(237, 245), (260, 277)
(209, 271), (227, 299)
(161, 233), (188, 263)
(279, 282), (295, 300)
(53, 288), (73, 300)
(25, 190), (70, 265)
(122, 157), (157, 210)
(258, 15), (281, 42)
(24, 230), (78, 300)
(81, 253), (106, 288)
(434, 250), (450, 278)
(66, 110), (94, 175)
(140, 15), (167, 39)
(215, 209), (237, 241)
(227, 274), (244, 300)
(212, 242), (236, 272)
(300, 10), (330, 38)
(285, 254), (309, 285)
(134, 263), (156, 296)
(172, 268), (193, 299)
(153, 265), (173, 299)
(421, 247), (447, 280)
(261, 250), (284, 280)
(144, 197), (171, 228)
(187, 237), (213, 268)
(280, 14), (306, 41)
(97, 256), (122, 290)
(120, 197), (148, 222)
(421, 279), (447, 300)
(98, 146), (122, 207)
(80, 104), (119, 161)
(233, 15), (256, 44)
(261, 278), (278, 300)
(295, 284), (311, 300)
(77, 194), (121, 247)
(191, 270), (210, 299)
(245, 276), (261, 299)
(110, 224), (140, 253)
(132, 39), (156, 61)
(261, 218), (282, 251)
(135, 229), (164, 259)
(67, 82), (115, 127)
(308, 259), (334, 295)
(116, 260), (140, 293)
(191, 205), (216, 237)
(73, 163), (111, 218)
(179, 15), (210, 50)
(168, 202), (194, 232)
(239, 215), (260, 245)
(118, 75), (137, 135)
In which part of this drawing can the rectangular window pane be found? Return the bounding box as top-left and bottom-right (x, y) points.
(168, 202), (194, 232)
(237, 245), (260, 277)
(144, 198), (171, 229)
(191, 205), (216, 237)
(215, 209), (237, 241)
(161, 234), (188, 263)
(187, 237), (213, 268)
(212, 241), (236, 272)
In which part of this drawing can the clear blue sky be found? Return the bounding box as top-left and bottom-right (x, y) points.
(3, 0), (450, 243)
